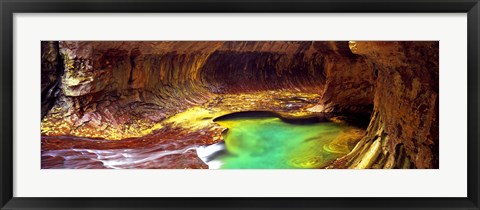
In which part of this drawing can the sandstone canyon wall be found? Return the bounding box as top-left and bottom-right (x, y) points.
(329, 41), (439, 169)
(41, 41), (438, 169)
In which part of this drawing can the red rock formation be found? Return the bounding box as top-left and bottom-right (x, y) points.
(42, 41), (348, 139)
(329, 41), (439, 169)
(41, 41), (438, 169)
(319, 42), (375, 115)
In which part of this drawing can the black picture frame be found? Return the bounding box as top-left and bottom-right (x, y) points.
(1, 0), (479, 209)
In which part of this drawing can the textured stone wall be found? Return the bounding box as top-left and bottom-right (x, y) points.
(329, 41), (439, 169)
(41, 41), (63, 118)
(40, 41), (438, 168)
(353, 41), (439, 168)
(42, 41), (364, 139)
(319, 42), (375, 115)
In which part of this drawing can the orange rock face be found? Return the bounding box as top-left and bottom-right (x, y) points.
(352, 41), (439, 168)
(319, 42), (375, 114)
(40, 41), (438, 169)
(42, 41), (343, 140)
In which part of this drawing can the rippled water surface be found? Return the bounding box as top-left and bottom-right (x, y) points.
(42, 113), (361, 169)
(207, 115), (357, 169)
(41, 128), (213, 169)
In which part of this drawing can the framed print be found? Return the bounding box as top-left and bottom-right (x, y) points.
(1, 0), (479, 209)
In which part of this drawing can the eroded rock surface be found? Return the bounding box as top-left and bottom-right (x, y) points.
(42, 41), (356, 140)
(329, 41), (439, 169)
(41, 41), (63, 118)
(41, 41), (438, 169)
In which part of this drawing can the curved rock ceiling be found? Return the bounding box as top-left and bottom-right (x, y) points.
(41, 41), (438, 169)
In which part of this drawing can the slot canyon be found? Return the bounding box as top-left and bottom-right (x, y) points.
(41, 41), (439, 169)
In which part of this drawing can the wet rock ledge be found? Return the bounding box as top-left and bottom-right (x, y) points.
(41, 41), (438, 169)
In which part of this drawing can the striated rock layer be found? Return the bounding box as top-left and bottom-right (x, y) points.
(41, 42), (63, 118)
(329, 41), (439, 169)
(41, 41), (438, 169)
(42, 41), (364, 140)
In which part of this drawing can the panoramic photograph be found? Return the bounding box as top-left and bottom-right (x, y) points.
(41, 41), (439, 169)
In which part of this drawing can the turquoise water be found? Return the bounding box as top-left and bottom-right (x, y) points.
(214, 116), (355, 169)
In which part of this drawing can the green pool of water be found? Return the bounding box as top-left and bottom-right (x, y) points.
(214, 115), (359, 169)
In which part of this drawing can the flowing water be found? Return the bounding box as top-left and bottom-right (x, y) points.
(42, 112), (362, 169)
(41, 128), (214, 169)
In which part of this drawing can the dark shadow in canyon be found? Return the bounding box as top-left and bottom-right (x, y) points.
(40, 41), (439, 169)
